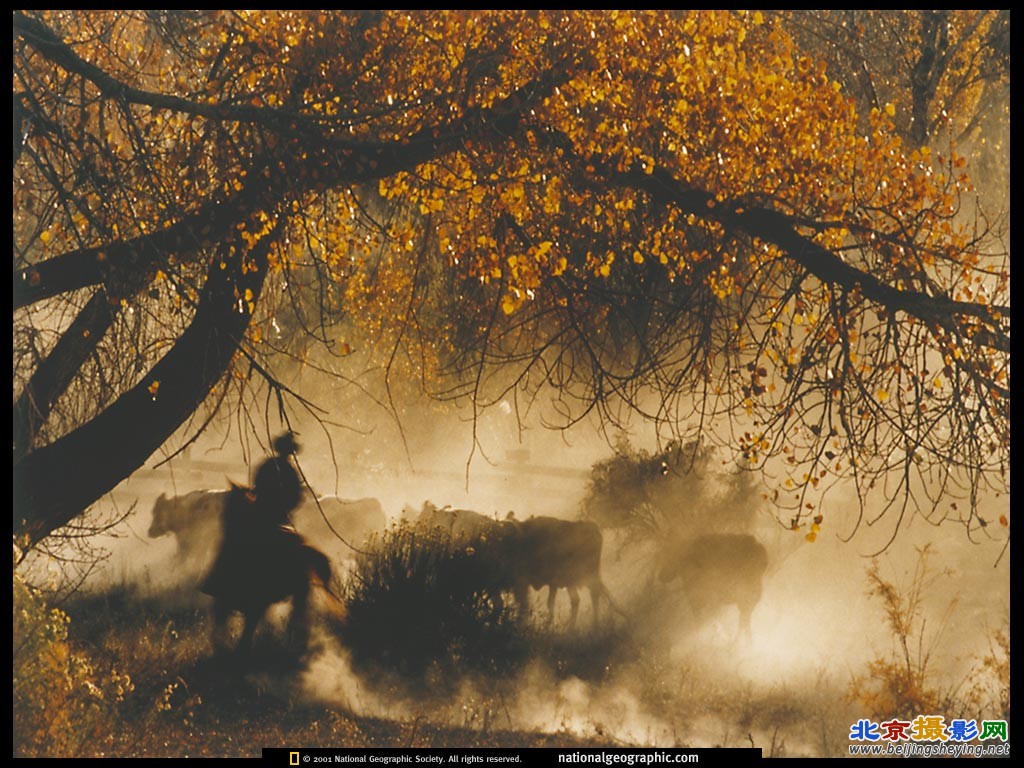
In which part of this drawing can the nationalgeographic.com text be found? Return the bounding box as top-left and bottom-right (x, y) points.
(558, 753), (700, 765)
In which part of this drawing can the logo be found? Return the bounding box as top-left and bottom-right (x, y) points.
(848, 716), (1007, 743)
(848, 717), (1009, 758)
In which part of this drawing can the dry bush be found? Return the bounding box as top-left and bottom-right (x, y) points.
(848, 544), (1007, 723)
(339, 523), (529, 685)
(13, 544), (134, 757)
(962, 622), (1010, 723)
(581, 437), (759, 541)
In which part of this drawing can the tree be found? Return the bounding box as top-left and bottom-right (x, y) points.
(580, 438), (759, 540)
(778, 10), (1011, 216)
(780, 11), (1009, 150)
(13, 10), (1009, 551)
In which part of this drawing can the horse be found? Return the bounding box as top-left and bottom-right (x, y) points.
(200, 486), (342, 659)
(149, 490), (386, 571)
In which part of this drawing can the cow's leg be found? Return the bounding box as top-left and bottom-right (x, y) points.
(589, 583), (601, 628)
(211, 600), (234, 655)
(735, 579), (761, 644)
(736, 604), (753, 645)
(684, 591), (709, 636)
(567, 586), (581, 630)
(736, 593), (760, 645)
(546, 586), (559, 627)
(514, 584), (530, 622)
(237, 606), (266, 658)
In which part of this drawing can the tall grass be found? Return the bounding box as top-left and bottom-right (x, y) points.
(965, 625), (1010, 723)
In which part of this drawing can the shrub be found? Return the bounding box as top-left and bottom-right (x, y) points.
(849, 545), (965, 721)
(13, 543), (133, 757)
(962, 622), (1010, 724)
(339, 523), (529, 687)
(581, 436), (758, 538)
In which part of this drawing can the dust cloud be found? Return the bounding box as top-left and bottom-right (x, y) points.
(269, 404), (1007, 751)
(24, 365), (1008, 755)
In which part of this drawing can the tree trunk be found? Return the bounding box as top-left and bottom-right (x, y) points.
(13, 234), (274, 548)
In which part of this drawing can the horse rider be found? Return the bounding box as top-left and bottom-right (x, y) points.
(201, 431), (321, 654)
(251, 431), (304, 529)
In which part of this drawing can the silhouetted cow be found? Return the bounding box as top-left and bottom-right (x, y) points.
(658, 532), (768, 642)
(149, 490), (229, 569)
(298, 496), (386, 553)
(410, 500), (498, 541)
(487, 516), (620, 629)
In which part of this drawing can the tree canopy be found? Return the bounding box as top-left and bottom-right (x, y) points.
(13, 10), (1010, 550)
(781, 10), (1010, 151)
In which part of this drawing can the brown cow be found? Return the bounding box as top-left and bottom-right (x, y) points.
(410, 501), (498, 541)
(297, 496), (387, 553)
(148, 490), (229, 570)
(487, 516), (620, 629)
(658, 532), (768, 642)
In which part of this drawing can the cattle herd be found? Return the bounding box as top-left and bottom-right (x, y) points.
(405, 501), (622, 628)
(148, 490), (769, 646)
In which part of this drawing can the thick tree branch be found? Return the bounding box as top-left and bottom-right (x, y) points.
(13, 11), (300, 130)
(13, 195), (246, 310)
(616, 167), (1010, 354)
(13, 231), (275, 547)
(730, 207), (1010, 353)
(14, 63), (570, 310)
(13, 91), (29, 168)
(13, 289), (118, 463)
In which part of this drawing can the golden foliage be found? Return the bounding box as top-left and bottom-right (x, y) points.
(13, 10), (1009, 535)
(13, 556), (133, 757)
